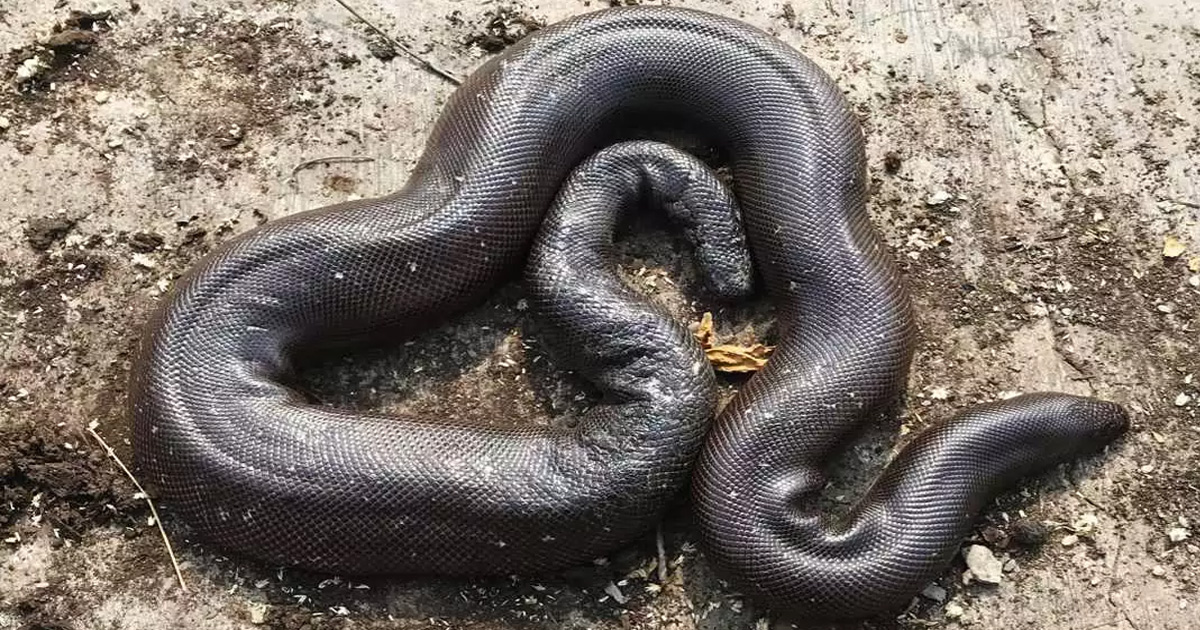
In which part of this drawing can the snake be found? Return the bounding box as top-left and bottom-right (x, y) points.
(130, 6), (1130, 619)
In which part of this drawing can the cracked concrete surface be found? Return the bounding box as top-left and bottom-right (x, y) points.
(1, 0), (1197, 629)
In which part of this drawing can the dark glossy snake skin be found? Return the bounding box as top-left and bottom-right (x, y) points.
(131, 6), (1130, 619)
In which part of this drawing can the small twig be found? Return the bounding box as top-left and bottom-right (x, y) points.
(1106, 534), (1142, 630)
(1074, 490), (1112, 516)
(1165, 198), (1200, 210)
(288, 155), (377, 184)
(331, 0), (462, 85)
(655, 524), (668, 583)
(86, 422), (187, 592)
(43, 514), (85, 540)
(1049, 321), (1097, 382)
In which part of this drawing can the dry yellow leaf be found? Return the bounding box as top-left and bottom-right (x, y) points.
(1163, 235), (1186, 258)
(1189, 256), (1200, 273)
(705, 343), (772, 373)
(693, 311), (774, 373)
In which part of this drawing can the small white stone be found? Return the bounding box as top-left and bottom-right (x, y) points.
(1175, 393), (1192, 407)
(1152, 565), (1167, 577)
(1189, 275), (1200, 287)
(1167, 527), (1191, 543)
(94, 90), (110, 104)
(926, 190), (954, 206)
(247, 602), (268, 624)
(1061, 534), (1080, 547)
(16, 57), (47, 81)
(945, 602), (965, 618)
(1073, 513), (1099, 534)
(963, 545), (1003, 584)
(0, 116), (9, 130)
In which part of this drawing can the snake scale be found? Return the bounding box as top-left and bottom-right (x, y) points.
(131, 6), (1130, 619)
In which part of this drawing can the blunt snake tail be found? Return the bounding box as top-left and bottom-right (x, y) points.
(130, 6), (1129, 619)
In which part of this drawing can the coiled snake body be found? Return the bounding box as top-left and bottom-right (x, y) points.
(131, 6), (1129, 619)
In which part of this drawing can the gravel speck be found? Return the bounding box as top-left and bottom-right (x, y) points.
(883, 151), (903, 174)
(247, 602), (268, 624)
(128, 232), (164, 253)
(921, 583), (948, 602)
(926, 190), (953, 206)
(366, 35), (397, 61)
(1167, 526), (1191, 543)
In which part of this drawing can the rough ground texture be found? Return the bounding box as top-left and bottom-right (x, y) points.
(0, 0), (1196, 629)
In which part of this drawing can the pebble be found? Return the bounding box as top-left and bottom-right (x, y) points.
(1163, 235), (1186, 258)
(926, 190), (953, 206)
(16, 57), (47, 81)
(1152, 565), (1167, 577)
(1175, 393), (1192, 407)
(215, 123), (244, 148)
(883, 151), (903, 174)
(1167, 527), (1191, 543)
(945, 602), (965, 619)
(129, 231), (164, 252)
(921, 583), (948, 603)
(1061, 534), (1080, 547)
(963, 545), (1003, 584)
(0, 116), (9, 130)
(94, 90), (110, 104)
(1073, 513), (1099, 534)
(1190, 275), (1200, 287)
(1010, 519), (1050, 547)
(981, 525), (1009, 547)
(366, 35), (397, 60)
(247, 602), (268, 624)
